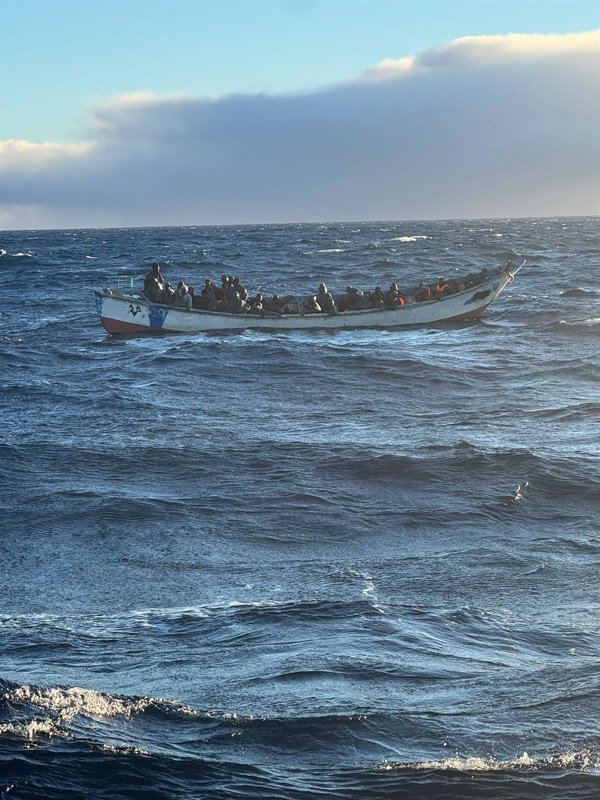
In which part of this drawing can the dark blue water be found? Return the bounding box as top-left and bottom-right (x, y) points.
(1, 218), (599, 799)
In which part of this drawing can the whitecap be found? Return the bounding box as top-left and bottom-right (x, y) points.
(0, 718), (62, 741)
(390, 235), (431, 242)
(3, 684), (152, 723)
(381, 748), (600, 772)
(559, 318), (600, 327)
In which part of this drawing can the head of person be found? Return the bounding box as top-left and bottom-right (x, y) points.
(152, 262), (161, 274)
(318, 283), (327, 295)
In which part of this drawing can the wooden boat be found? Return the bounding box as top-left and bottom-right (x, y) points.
(94, 260), (523, 334)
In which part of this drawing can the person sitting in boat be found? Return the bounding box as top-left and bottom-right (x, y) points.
(214, 275), (229, 301)
(161, 282), (176, 305)
(305, 296), (322, 313)
(345, 286), (371, 310)
(317, 283), (337, 313)
(201, 278), (215, 299)
(264, 295), (283, 314)
(370, 287), (385, 309)
(200, 284), (218, 311)
(232, 276), (248, 299)
(225, 281), (240, 309)
(228, 291), (248, 313)
(384, 283), (400, 308)
(435, 277), (449, 296)
(415, 282), (432, 302)
(250, 293), (264, 313)
(281, 298), (300, 314)
(174, 282), (193, 311)
(188, 286), (202, 309)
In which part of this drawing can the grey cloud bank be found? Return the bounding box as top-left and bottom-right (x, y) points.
(1, 32), (598, 229)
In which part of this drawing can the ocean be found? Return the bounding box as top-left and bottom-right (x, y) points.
(0, 217), (598, 799)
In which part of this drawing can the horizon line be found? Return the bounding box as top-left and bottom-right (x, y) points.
(2, 212), (598, 235)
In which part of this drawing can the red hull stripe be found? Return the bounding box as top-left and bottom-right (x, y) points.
(444, 304), (489, 322)
(100, 317), (159, 334)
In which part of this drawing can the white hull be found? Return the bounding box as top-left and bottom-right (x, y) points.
(94, 266), (521, 335)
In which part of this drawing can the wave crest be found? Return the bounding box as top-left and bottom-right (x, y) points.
(382, 748), (600, 773)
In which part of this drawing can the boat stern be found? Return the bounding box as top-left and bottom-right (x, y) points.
(94, 290), (170, 333)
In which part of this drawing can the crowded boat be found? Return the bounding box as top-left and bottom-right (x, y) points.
(141, 261), (513, 316)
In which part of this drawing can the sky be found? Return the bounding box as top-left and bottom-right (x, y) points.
(0, 0), (599, 228)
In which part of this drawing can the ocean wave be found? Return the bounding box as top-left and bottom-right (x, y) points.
(546, 317), (600, 333)
(0, 680), (159, 744)
(560, 287), (599, 298)
(389, 236), (431, 243)
(529, 401), (600, 422)
(0, 598), (384, 643)
(1, 681), (154, 723)
(381, 748), (600, 773)
(0, 251), (38, 264)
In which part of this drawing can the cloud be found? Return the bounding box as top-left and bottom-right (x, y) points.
(0, 139), (94, 170)
(362, 31), (600, 78)
(1, 31), (599, 229)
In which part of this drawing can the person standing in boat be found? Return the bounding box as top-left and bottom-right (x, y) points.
(144, 262), (165, 303)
